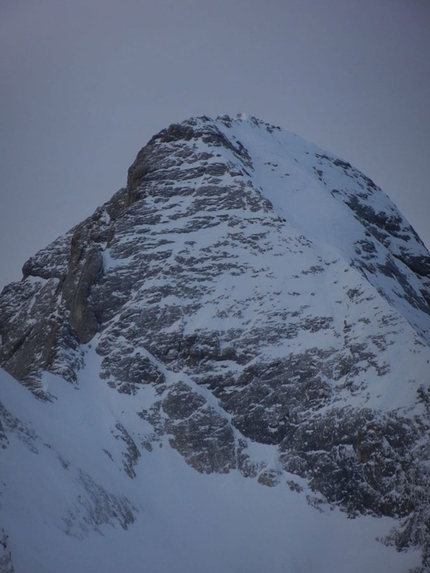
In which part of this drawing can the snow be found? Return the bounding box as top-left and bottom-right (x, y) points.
(0, 364), (421, 573)
(215, 115), (430, 342)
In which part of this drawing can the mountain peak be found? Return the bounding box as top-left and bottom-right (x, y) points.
(1, 116), (430, 572)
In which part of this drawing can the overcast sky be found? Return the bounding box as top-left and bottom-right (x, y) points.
(1, 0), (429, 290)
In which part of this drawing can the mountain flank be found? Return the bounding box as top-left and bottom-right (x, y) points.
(1, 114), (430, 573)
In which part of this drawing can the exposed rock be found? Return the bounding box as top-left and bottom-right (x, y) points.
(162, 382), (236, 474)
(111, 423), (141, 478)
(63, 469), (137, 539)
(0, 529), (14, 573)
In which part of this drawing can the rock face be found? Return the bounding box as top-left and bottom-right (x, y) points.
(1, 114), (430, 572)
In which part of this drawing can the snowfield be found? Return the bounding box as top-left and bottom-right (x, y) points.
(0, 365), (421, 573)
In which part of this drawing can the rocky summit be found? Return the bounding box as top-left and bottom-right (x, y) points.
(1, 114), (430, 573)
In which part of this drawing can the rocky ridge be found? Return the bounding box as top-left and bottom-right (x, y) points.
(1, 114), (430, 572)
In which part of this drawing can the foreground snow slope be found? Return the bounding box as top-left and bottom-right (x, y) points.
(1, 114), (430, 571)
(0, 364), (421, 573)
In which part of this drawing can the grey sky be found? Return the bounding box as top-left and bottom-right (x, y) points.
(1, 0), (429, 290)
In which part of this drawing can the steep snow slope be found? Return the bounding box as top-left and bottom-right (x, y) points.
(0, 365), (422, 573)
(1, 114), (430, 572)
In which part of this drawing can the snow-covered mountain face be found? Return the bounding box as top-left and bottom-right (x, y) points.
(1, 114), (430, 572)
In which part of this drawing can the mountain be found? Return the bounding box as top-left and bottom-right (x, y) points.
(1, 114), (430, 573)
